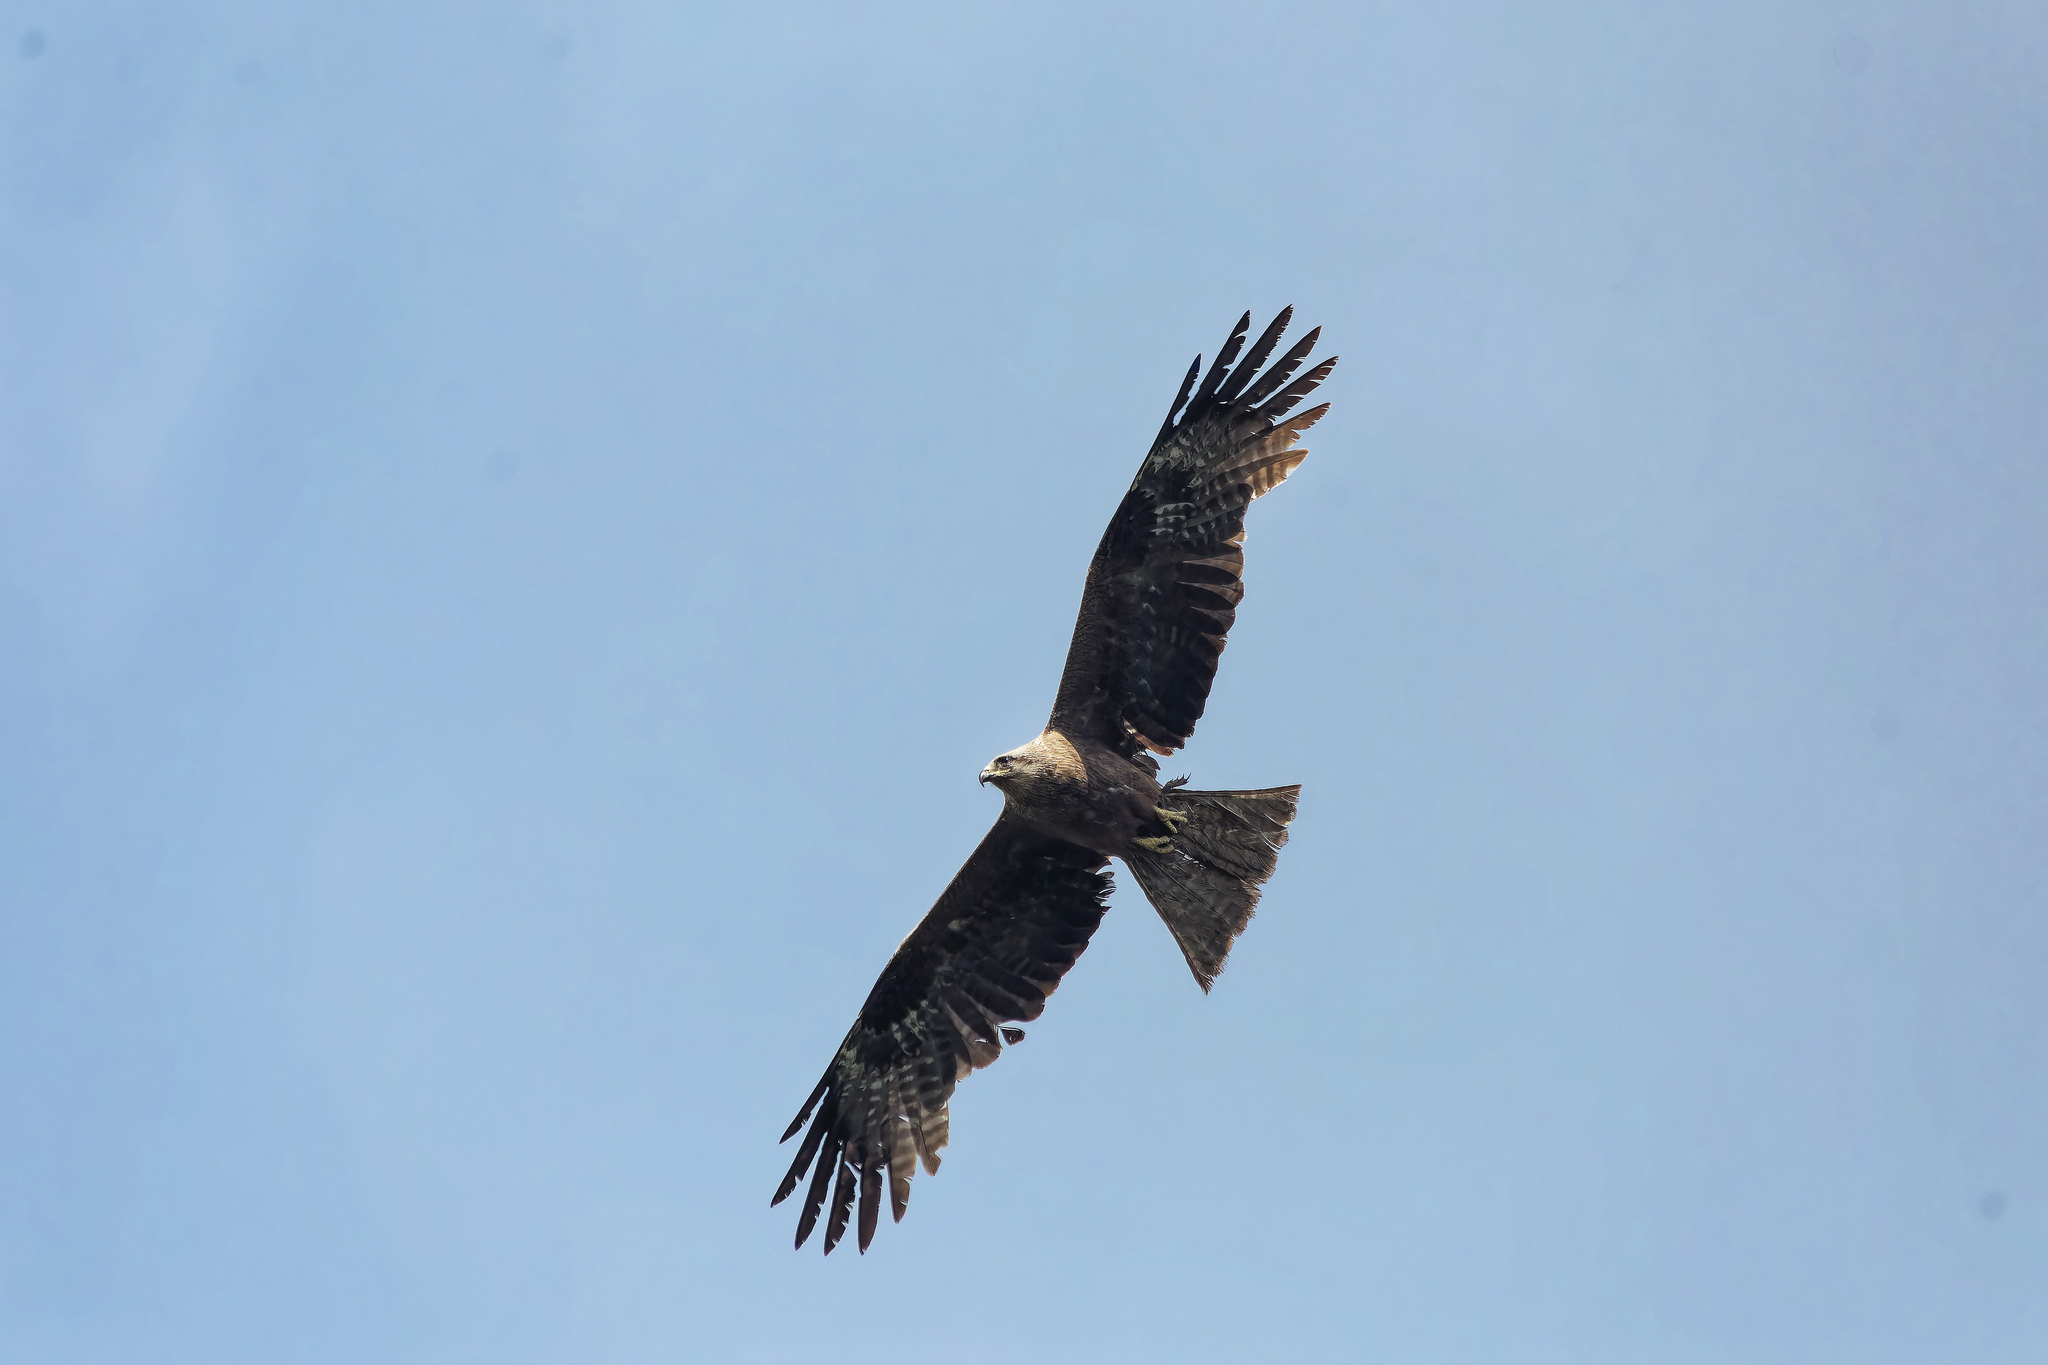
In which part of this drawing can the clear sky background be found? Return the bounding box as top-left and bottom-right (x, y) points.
(4, 2), (2045, 1361)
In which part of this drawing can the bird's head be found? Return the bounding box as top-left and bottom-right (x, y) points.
(980, 732), (1082, 792)
(978, 747), (1033, 788)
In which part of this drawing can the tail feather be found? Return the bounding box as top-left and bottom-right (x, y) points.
(1123, 785), (1300, 991)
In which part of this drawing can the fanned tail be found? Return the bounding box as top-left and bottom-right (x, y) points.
(1122, 785), (1300, 990)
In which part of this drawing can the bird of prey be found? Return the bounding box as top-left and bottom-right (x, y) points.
(773, 308), (1334, 1254)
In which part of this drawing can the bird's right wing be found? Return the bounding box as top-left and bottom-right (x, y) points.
(1049, 308), (1334, 765)
(772, 814), (1111, 1254)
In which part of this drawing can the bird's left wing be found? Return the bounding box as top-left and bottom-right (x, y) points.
(772, 813), (1111, 1254)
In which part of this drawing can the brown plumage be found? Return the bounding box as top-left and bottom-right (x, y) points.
(773, 308), (1333, 1253)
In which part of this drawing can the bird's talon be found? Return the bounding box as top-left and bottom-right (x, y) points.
(1155, 807), (1189, 833)
(1132, 835), (1176, 853)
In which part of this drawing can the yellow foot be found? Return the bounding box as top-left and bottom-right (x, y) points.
(1132, 835), (1175, 854)
(1154, 807), (1189, 833)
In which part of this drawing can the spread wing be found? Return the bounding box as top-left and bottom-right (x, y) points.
(1050, 308), (1334, 765)
(771, 815), (1112, 1254)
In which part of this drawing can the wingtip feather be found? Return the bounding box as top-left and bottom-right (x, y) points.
(1191, 311), (1254, 409)
(1215, 307), (1294, 404)
(793, 1133), (838, 1250)
(857, 1153), (882, 1253)
(823, 1150), (857, 1255)
(779, 1070), (832, 1143)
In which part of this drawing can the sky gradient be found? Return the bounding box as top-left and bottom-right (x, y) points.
(4, 2), (2046, 1361)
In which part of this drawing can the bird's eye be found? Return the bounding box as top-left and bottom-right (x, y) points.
(996, 756), (1012, 766)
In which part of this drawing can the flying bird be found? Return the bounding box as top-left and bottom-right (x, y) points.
(773, 308), (1334, 1254)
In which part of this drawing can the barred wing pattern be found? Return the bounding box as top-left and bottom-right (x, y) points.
(772, 816), (1111, 1254)
(1050, 307), (1335, 763)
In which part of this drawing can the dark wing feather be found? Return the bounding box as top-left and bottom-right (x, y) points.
(1050, 308), (1335, 763)
(772, 814), (1112, 1254)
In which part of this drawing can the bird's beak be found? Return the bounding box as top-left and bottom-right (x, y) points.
(978, 766), (997, 786)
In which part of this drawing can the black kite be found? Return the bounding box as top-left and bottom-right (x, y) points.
(773, 308), (1334, 1253)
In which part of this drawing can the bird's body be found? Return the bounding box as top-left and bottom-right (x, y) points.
(980, 729), (1163, 857)
(773, 308), (1335, 1254)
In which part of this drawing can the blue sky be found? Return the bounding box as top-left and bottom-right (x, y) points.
(4, 2), (2045, 1361)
